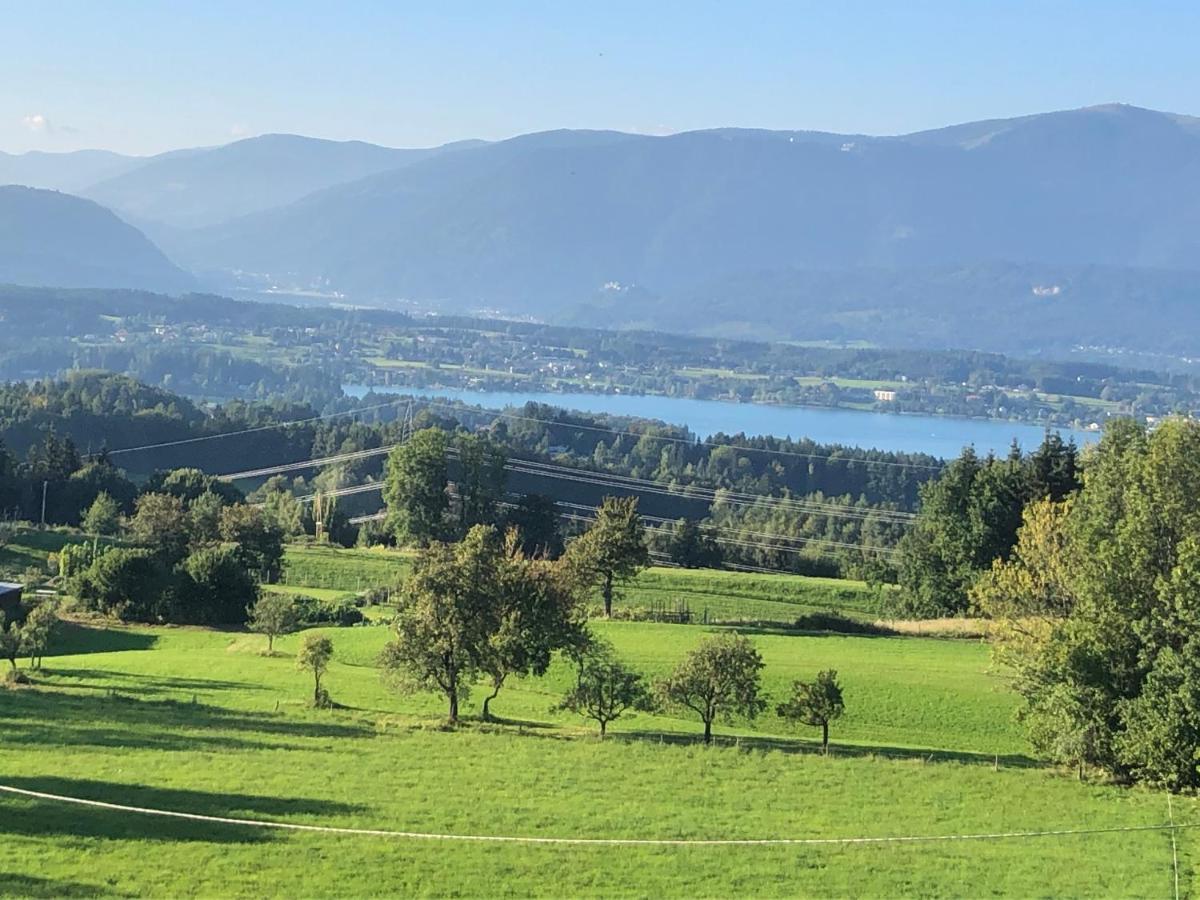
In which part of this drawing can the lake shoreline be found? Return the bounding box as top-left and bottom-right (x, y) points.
(342, 383), (1096, 458)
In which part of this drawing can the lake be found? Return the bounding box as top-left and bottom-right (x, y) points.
(342, 385), (1096, 459)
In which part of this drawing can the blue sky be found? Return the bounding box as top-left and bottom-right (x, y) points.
(4, 1), (1199, 155)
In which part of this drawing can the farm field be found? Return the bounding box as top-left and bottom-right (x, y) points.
(280, 544), (883, 625)
(1, 619), (1192, 897)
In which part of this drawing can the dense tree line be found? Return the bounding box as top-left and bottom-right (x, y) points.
(895, 434), (1080, 616)
(69, 473), (282, 625)
(973, 420), (1200, 789)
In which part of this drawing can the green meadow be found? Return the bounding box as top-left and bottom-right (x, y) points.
(1, 616), (1192, 897)
(280, 545), (883, 625)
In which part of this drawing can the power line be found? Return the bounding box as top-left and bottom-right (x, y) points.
(347, 493), (897, 559)
(224, 443), (915, 529)
(503, 462), (913, 527)
(287, 472), (908, 549)
(406, 396), (947, 471)
(219, 446), (397, 481)
(104, 397), (415, 457)
(505, 456), (916, 522)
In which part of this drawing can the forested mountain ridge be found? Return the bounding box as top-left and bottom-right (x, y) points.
(5, 105), (1200, 355)
(0, 186), (194, 293)
(585, 262), (1200, 355)
(166, 105), (1200, 325)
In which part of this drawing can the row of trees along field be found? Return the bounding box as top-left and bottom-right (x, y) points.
(372, 517), (844, 746)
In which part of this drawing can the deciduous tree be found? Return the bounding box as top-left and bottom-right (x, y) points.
(384, 428), (449, 546)
(658, 633), (765, 744)
(777, 669), (845, 750)
(20, 601), (59, 669)
(220, 503), (285, 582)
(566, 496), (650, 617)
(82, 491), (121, 536)
(380, 526), (500, 722)
(297, 633), (333, 706)
(130, 492), (189, 562)
(558, 639), (650, 736)
(248, 592), (300, 654)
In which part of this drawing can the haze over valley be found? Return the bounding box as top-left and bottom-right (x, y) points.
(5, 103), (1200, 360)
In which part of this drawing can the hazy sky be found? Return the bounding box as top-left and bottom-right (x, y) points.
(4, 1), (1199, 156)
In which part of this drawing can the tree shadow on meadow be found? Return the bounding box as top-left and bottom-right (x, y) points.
(607, 727), (1039, 768)
(0, 776), (364, 845)
(0, 872), (128, 899)
(43, 622), (159, 657)
(46, 667), (263, 696)
(0, 685), (375, 753)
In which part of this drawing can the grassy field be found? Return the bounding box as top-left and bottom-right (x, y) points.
(0, 528), (125, 581)
(1, 618), (1193, 896)
(282, 545), (883, 625)
(624, 567), (883, 624)
(281, 544), (414, 591)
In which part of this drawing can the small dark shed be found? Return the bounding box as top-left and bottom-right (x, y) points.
(0, 581), (22, 621)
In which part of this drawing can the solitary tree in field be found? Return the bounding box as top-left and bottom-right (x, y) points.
(297, 633), (334, 706)
(381, 525), (584, 723)
(558, 639), (651, 736)
(658, 633), (765, 744)
(21, 601), (59, 669)
(384, 428), (449, 546)
(777, 669), (845, 751)
(248, 593), (300, 654)
(566, 496), (650, 617)
(478, 543), (585, 720)
(380, 527), (500, 722)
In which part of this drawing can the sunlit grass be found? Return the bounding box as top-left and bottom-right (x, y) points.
(1, 619), (1191, 896)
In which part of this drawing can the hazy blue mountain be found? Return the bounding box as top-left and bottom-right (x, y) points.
(83, 134), (485, 228)
(167, 105), (1200, 326)
(569, 262), (1200, 357)
(0, 186), (194, 292)
(0, 148), (140, 192)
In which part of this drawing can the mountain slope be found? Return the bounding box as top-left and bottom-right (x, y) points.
(0, 186), (194, 292)
(82, 134), (484, 228)
(169, 104), (1200, 315)
(570, 262), (1200, 356)
(0, 149), (140, 192)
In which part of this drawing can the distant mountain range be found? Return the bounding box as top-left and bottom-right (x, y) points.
(83, 134), (485, 229)
(0, 148), (139, 192)
(3, 104), (1200, 356)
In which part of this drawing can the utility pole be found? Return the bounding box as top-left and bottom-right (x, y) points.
(40, 480), (48, 530)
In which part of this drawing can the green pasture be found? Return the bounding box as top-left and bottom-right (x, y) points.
(0, 620), (1189, 896)
(282, 546), (883, 625)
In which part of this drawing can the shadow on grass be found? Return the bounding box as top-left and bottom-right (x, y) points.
(0, 776), (363, 844)
(44, 622), (159, 657)
(0, 687), (374, 753)
(46, 668), (263, 696)
(608, 727), (1038, 768)
(0, 872), (126, 898)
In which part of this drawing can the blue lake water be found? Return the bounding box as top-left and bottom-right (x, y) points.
(343, 385), (1096, 459)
